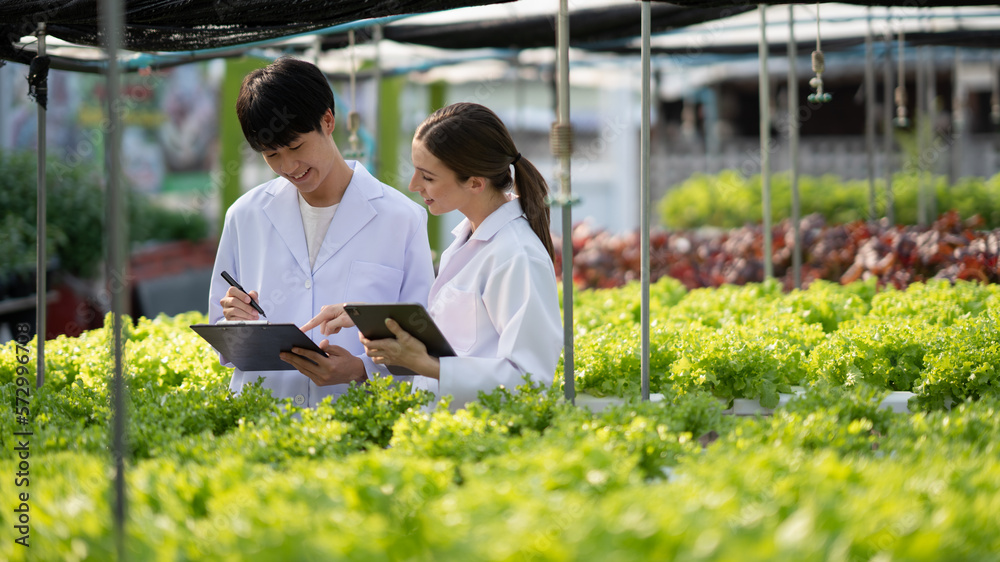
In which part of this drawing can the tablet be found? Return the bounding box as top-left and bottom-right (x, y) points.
(344, 303), (456, 377)
(190, 323), (328, 371)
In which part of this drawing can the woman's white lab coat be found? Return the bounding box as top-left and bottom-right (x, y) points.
(209, 161), (434, 407)
(412, 197), (563, 409)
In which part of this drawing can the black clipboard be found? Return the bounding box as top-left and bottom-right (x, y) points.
(344, 303), (456, 377)
(190, 322), (327, 371)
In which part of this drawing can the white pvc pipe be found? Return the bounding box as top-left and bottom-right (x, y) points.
(759, 5), (773, 280)
(100, 0), (127, 558)
(883, 32), (895, 225)
(557, 0), (575, 403)
(788, 6), (801, 290)
(35, 22), (46, 388)
(917, 45), (927, 226)
(865, 8), (877, 222)
(640, 0), (651, 401)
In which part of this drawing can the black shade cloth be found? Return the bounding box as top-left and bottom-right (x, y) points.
(0, 0), (515, 65)
(657, 0), (997, 6)
(2, 0), (997, 72)
(375, 4), (757, 51)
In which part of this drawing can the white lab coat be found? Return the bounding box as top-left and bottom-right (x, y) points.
(209, 161), (434, 407)
(413, 197), (563, 409)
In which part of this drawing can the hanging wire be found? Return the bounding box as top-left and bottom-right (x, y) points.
(807, 3), (831, 103)
(894, 25), (909, 127)
(344, 28), (364, 161)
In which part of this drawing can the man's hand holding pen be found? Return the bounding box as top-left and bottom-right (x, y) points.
(220, 286), (264, 321)
(220, 271), (267, 320)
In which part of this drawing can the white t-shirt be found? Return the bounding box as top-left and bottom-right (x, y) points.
(298, 193), (338, 270)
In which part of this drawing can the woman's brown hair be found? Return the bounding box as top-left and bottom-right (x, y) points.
(414, 102), (554, 259)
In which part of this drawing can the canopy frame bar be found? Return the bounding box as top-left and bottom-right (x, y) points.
(759, 5), (773, 280)
(35, 22), (47, 389)
(788, 6), (802, 290)
(556, 0), (575, 404)
(640, 0), (652, 401)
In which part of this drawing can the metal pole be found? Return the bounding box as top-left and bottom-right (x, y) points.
(865, 9), (877, 222)
(758, 5), (773, 280)
(787, 6), (801, 290)
(883, 31), (895, 225)
(927, 48), (938, 216)
(922, 47), (935, 220)
(35, 23), (47, 388)
(373, 24), (383, 175)
(100, 0), (128, 558)
(916, 45), (927, 227)
(640, 0), (651, 401)
(556, 0), (575, 404)
(951, 48), (963, 186)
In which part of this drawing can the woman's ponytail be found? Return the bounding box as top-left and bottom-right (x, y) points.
(512, 157), (554, 260)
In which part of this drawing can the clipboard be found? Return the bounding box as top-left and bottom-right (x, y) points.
(190, 322), (327, 371)
(344, 303), (456, 377)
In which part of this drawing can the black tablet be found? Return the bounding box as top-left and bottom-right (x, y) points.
(190, 322), (328, 371)
(344, 303), (456, 377)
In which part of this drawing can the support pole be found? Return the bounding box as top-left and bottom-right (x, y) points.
(100, 0), (128, 558)
(883, 31), (895, 225)
(640, 0), (651, 401)
(865, 8), (877, 222)
(556, 0), (575, 404)
(951, 48), (963, 185)
(758, 5), (773, 280)
(927, 48), (938, 217)
(787, 6), (801, 290)
(373, 24), (383, 176)
(916, 45), (927, 227)
(35, 23), (47, 388)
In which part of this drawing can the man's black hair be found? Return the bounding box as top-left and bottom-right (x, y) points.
(236, 56), (335, 152)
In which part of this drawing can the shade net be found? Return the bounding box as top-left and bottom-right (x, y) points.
(375, 4), (756, 51)
(657, 0), (996, 6)
(0, 0), (514, 66)
(2, 0), (997, 70)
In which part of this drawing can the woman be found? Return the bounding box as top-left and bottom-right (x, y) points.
(292, 102), (563, 409)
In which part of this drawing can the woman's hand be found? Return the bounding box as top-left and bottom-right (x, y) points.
(301, 303), (356, 335)
(360, 319), (440, 379)
(220, 286), (260, 321)
(280, 340), (367, 386)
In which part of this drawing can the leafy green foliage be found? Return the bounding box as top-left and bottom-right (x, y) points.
(866, 279), (1000, 326)
(669, 319), (819, 408)
(0, 149), (208, 279)
(806, 318), (932, 391)
(782, 380), (895, 436)
(0, 150), (101, 277)
(567, 278), (998, 407)
(3, 283), (1000, 561)
(767, 279), (873, 333)
(314, 374), (435, 449)
(569, 276), (688, 333)
(911, 307), (1000, 411)
(659, 170), (1000, 229)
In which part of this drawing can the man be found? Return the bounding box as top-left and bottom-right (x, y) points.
(209, 57), (433, 407)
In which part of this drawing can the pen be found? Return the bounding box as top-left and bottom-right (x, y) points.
(220, 271), (267, 318)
